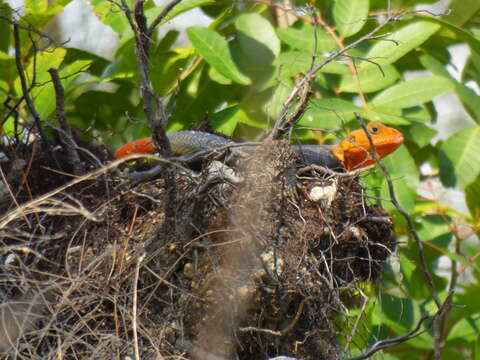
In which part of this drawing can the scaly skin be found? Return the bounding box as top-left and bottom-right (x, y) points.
(114, 122), (404, 171)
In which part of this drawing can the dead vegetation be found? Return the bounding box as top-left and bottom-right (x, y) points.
(0, 138), (395, 359)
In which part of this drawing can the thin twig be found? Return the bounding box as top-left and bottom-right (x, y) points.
(345, 290), (454, 360)
(147, 0), (184, 37)
(353, 113), (441, 308)
(132, 253), (145, 360)
(12, 23), (48, 146)
(353, 112), (443, 358)
(344, 315), (429, 360)
(268, 11), (405, 140)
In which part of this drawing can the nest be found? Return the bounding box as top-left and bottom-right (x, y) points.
(0, 139), (395, 359)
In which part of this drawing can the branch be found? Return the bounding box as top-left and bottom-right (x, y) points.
(353, 112), (446, 359)
(48, 68), (84, 175)
(344, 315), (429, 360)
(147, 0), (183, 38)
(121, 0), (172, 157)
(267, 10), (405, 141)
(12, 23), (48, 146)
(345, 291), (454, 360)
(353, 113), (441, 308)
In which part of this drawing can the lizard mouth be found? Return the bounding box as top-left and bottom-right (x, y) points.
(372, 134), (404, 147)
(394, 134), (404, 144)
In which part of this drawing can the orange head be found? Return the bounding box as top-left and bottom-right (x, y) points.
(331, 122), (404, 171)
(114, 137), (155, 159)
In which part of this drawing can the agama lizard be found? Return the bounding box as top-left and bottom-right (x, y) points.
(114, 122), (404, 171)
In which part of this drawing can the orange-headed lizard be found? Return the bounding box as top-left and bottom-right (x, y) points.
(114, 122), (404, 171)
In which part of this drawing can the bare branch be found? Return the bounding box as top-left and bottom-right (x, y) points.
(147, 0), (184, 38)
(352, 112), (446, 358)
(121, 0), (172, 157)
(267, 10), (405, 140)
(345, 290), (454, 360)
(12, 23), (48, 146)
(353, 113), (441, 308)
(344, 315), (429, 360)
(48, 68), (84, 175)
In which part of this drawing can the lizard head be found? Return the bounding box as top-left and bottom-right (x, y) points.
(331, 122), (404, 171)
(114, 137), (155, 159)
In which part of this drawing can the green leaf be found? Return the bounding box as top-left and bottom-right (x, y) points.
(102, 38), (136, 81)
(447, 316), (480, 344)
(151, 47), (194, 95)
(146, 0), (215, 26)
(420, 53), (480, 123)
(453, 82), (480, 124)
(210, 105), (241, 135)
(0, 2), (11, 53)
(371, 76), (454, 109)
(89, 0), (131, 36)
(447, 0), (480, 25)
(235, 13), (279, 87)
(24, 0), (73, 28)
(237, 104), (268, 129)
(380, 294), (432, 349)
(264, 78), (294, 120)
(339, 64), (399, 93)
(417, 215), (452, 244)
(364, 107), (411, 125)
(276, 23), (337, 53)
(274, 51), (311, 78)
(404, 122), (436, 148)
(186, 26), (251, 85)
(475, 334), (480, 360)
(14, 48), (67, 118)
(423, 16), (480, 56)
(398, 253), (432, 300)
(235, 13), (280, 59)
(379, 145), (419, 213)
(466, 176), (480, 218)
(208, 66), (232, 85)
(0, 56), (16, 84)
(25, 0), (47, 13)
(37, 60), (91, 119)
(362, 20), (440, 69)
(404, 105), (432, 124)
(439, 125), (480, 189)
(298, 98), (360, 129)
(0, 50), (12, 60)
(333, 0), (369, 38)
(274, 51), (349, 77)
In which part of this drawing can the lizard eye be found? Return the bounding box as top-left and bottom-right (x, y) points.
(370, 126), (380, 134)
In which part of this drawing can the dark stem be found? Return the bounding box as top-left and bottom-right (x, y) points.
(48, 68), (83, 175)
(147, 0), (184, 38)
(353, 112), (445, 358)
(13, 23), (48, 146)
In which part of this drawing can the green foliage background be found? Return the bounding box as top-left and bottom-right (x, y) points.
(1, 0), (480, 358)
